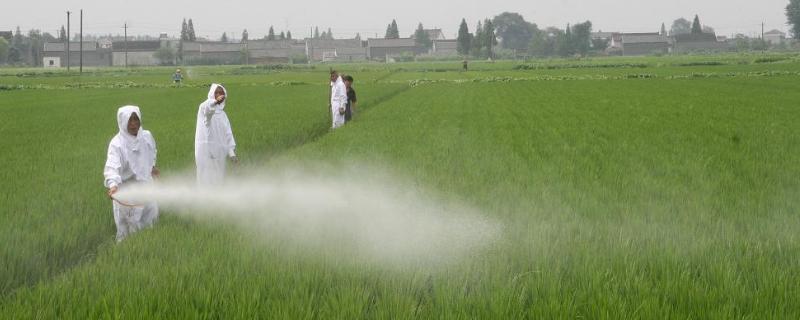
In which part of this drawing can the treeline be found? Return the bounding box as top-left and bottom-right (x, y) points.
(0, 27), (60, 66)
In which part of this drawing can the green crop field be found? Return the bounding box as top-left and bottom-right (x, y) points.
(1, 54), (799, 318)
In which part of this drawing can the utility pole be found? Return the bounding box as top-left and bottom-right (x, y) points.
(66, 11), (71, 72)
(79, 9), (83, 74)
(124, 23), (128, 68)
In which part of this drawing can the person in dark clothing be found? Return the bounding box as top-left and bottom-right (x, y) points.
(343, 75), (357, 122)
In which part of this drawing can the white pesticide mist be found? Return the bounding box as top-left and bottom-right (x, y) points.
(115, 167), (502, 268)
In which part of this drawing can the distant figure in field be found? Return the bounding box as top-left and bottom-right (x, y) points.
(104, 106), (160, 242)
(463, 59), (468, 71)
(329, 70), (347, 129)
(343, 75), (357, 122)
(195, 84), (238, 185)
(172, 69), (183, 85)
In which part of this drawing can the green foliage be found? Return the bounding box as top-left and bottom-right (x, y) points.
(0, 38), (9, 64)
(267, 26), (275, 41)
(671, 17), (691, 35)
(154, 44), (176, 66)
(385, 19), (400, 39)
(413, 23), (432, 50)
(187, 19), (197, 41)
(788, 0), (800, 39)
(692, 15), (703, 34)
(492, 12), (537, 50)
(1, 57), (800, 317)
(456, 19), (471, 56)
(571, 21), (593, 56)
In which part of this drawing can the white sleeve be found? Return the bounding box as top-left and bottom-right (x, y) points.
(201, 99), (216, 116)
(103, 143), (123, 188)
(223, 116), (236, 157)
(148, 132), (157, 166)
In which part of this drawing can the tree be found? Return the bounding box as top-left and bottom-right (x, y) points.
(457, 18), (472, 55)
(471, 21), (483, 56)
(788, 0), (800, 39)
(355, 33), (361, 41)
(27, 29), (44, 67)
(59, 25), (67, 41)
(267, 26), (276, 40)
(154, 42), (176, 65)
(702, 25), (715, 34)
(242, 29), (249, 42)
(0, 38), (9, 64)
(314, 27), (320, 39)
(571, 21), (592, 56)
(558, 24), (574, 56)
(661, 23), (667, 35)
(414, 23), (432, 50)
(482, 19), (498, 58)
(529, 27), (562, 57)
(286, 30), (292, 40)
(187, 19), (197, 41)
(279, 31), (285, 40)
(181, 19), (189, 41)
(591, 37), (609, 51)
(691, 15), (702, 34)
(220, 32), (228, 42)
(670, 18), (691, 35)
(385, 19), (399, 39)
(327, 28), (334, 39)
(492, 12), (536, 50)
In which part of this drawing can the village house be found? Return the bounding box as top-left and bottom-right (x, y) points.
(431, 39), (458, 56)
(305, 38), (365, 62)
(112, 40), (162, 66)
(245, 39), (305, 64)
(367, 38), (426, 61)
(763, 30), (787, 45)
(620, 33), (671, 56)
(182, 41), (244, 65)
(43, 41), (112, 68)
(672, 32), (726, 53)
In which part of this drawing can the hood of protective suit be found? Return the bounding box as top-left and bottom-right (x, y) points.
(207, 83), (228, 111)
(117, 105), (143, 151)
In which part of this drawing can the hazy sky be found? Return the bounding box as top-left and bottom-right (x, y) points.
(3, 0), (791, 40)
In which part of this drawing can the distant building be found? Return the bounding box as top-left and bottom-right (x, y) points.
(305, 39), (364, 62)
(367, 38), (425, 61)
(672, 33), (726, 52)
(43, 41), (112, 67)
(112, 41), (162, 66)
(764, 30), (787, 45)
(620, 33), (670, 56)
(411, 29), (446, 41)
(431, 39), (458, 56)
(182, 41), (244, 65)
(246, 40), (305, 64)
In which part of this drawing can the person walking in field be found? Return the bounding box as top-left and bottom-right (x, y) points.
(195, 83), (238, 185)
(343, 75), (357, 123)
(330, 70), (347, 129)
(104, 106), (160, 242)
(172, 68), (183, 85)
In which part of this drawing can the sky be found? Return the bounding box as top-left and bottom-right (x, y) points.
(2, 0), (791, 40)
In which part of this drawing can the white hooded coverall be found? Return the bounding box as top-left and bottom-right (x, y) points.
(104, 106), (159, 242)
(331, 76), (347, 129)
(195, 83), (237, 185)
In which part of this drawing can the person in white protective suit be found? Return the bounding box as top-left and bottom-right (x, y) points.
(195, 83), (238, 185)
(330, 71), (347, 129)
(104, 106), (160, 242)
